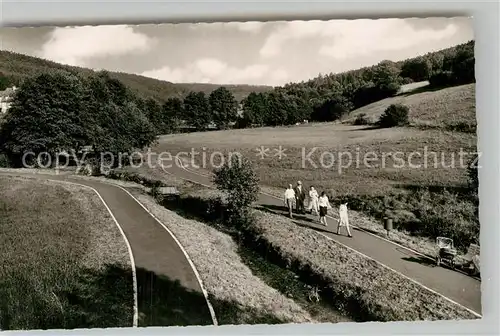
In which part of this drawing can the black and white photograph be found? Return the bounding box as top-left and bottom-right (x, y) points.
(0, 16), (480, 330)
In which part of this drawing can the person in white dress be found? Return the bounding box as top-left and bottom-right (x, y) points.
(337, 202), (353, 237)
(283, 184), (296, 219)
(307, 186), (319, 216)
(318, 191), (333, 226)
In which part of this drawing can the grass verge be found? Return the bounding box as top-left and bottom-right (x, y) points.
(0, 176), (133, 330)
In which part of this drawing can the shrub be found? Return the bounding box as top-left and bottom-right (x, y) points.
(213, 155), (260, 228)
(467, 153), (479, 194)
(377, 104), (410, 128)
(353, 113), (371, 126)
(445, 121), (476, 134)
(400, 77), (414, 85)
(0, 153), (11, 168)
(429, 71), (456, 88)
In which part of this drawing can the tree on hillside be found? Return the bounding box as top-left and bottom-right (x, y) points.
(265, 90), (292, 126)
(429, 41), (475, 88)
(371, 60), (402, 96)
(0, 71), (90, 166)
(209, 87), (238, 130)
(451, 42), (475, 84)
(400, 57), (433, 82)
(213, 155), (260, 228)
(183, 91), (211, 131)
(0, 72), (10, 91)
(120, 101), (158, 150)
(312, 94), (351, 122)
(83, 73), (157, 156)
(94, 71), (131, 105)
(239, 92), (268, 128)
(426, 52), (444, 74)
(139, 97), (164, 135)
(162, 97), (184, 133)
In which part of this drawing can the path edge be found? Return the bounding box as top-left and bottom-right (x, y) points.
(40, 178), (140, 327)
(115, 185), (219, 326)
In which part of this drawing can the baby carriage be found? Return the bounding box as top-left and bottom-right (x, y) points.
(435, 237), (457, 268)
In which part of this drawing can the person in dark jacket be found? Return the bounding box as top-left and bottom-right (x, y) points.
(294, 181), (306, 214)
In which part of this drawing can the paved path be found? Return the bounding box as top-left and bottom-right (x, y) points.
(162, 159), (482, 316)
(0, 171), (215, 327)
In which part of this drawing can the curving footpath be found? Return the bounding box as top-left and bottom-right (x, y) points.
(161, 157), (482, 317)
(0, 171), (217, 327)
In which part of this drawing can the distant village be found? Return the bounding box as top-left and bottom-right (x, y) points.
(0, 86), (17, 115)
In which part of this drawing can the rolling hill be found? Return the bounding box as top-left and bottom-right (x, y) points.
(0, 50), (273, 102)
(345, 82), (476, 131)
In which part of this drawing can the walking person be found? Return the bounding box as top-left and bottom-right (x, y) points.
(337, 202), (353, 238)
(307, 186), (320, 216)
(294, 181), (306, 214)
(318, 191), (332, 226)
(284, 184), (296, 219)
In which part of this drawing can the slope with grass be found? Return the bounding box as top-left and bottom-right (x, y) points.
(345, 83), (476, 131)
(0, 51), (273, 102)
(0, 176), (134, 330)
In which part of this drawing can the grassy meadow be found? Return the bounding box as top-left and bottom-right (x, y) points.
(150, 83), (479, 252)
(0, 176), (134, 330)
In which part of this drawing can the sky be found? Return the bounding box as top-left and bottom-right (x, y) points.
(0, 17), (473, 86)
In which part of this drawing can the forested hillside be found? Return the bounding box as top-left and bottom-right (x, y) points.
(0, 50), (273, 102)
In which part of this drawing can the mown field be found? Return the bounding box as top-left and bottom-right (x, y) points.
(150, 83), (479, 253)
(0, 176), (134, 330)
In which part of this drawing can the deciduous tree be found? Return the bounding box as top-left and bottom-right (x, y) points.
(209, 87), (238, 130)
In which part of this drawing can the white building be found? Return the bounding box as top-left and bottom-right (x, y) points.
(0, 86), (17, 114)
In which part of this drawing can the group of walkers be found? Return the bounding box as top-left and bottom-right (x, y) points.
(283, 181), (352, 238)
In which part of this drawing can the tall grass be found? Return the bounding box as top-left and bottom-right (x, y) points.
(0, 177), (133, 330)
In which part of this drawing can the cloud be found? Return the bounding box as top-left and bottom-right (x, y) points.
(188, 21), (266, 34)
(230, 21), (265, 33)
(189, 21), (265, 33)
(260, 19), (459, 59)
(141, 58), (287, 86)
(259, 20), (330, 57)
(38, 25), (155, 66)
(318, 20), (459, 59)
